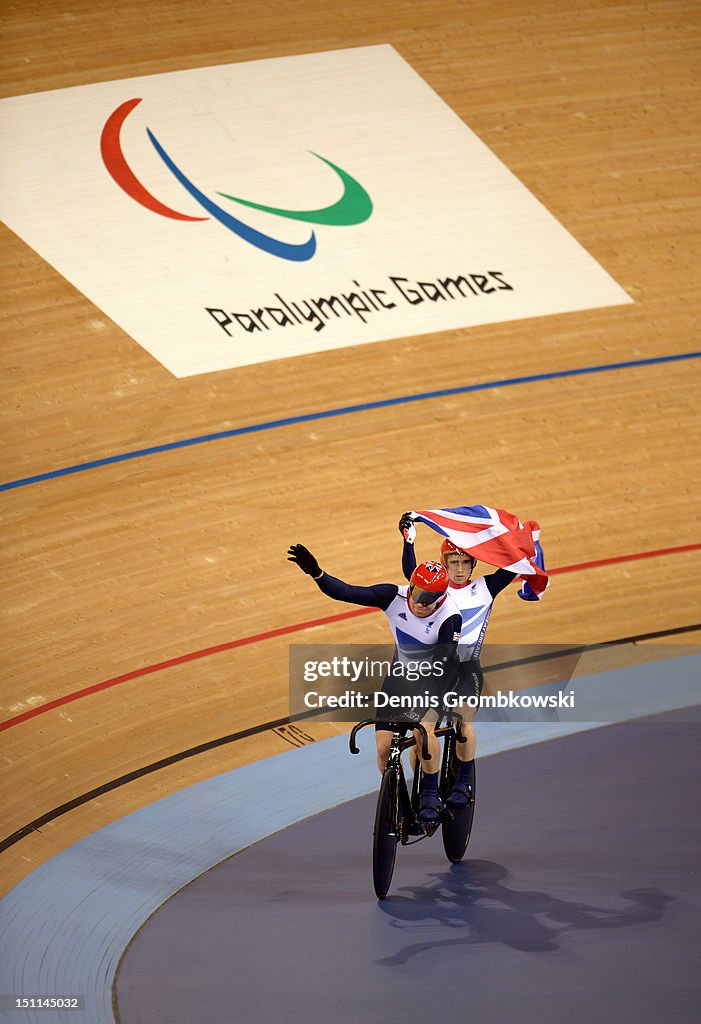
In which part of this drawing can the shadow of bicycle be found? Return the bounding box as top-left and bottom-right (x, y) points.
(375, 859), (672, 961)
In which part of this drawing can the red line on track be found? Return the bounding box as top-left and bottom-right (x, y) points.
(3, 542), (699, 732)
(547, 542), (701, 575)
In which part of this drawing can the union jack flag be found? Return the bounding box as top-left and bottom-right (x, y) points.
(410, 505), (548, 598)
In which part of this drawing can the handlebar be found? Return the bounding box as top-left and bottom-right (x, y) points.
(348, 718), (432, 761)
(447, 711), (468, 744)
(349, 719), (376, 754)
(411, 722), (431, 761)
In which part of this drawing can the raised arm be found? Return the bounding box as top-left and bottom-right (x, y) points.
(398, 511), (417, 581)
(483, 536), (546, 600)
(483, 568), (517, 599)
(287, 544), (397, 610)
(516, 537), (546, 601)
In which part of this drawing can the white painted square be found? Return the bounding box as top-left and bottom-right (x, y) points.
(0, 46), (631, 377)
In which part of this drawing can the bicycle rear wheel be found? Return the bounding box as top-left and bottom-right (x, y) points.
(441, 754), (476, 864)
(373, 769), (399, 898)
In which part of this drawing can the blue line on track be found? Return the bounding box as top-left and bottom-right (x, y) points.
(2, 350), (699, 493)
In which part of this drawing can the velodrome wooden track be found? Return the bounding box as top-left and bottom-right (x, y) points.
(1, 0), (700, 899)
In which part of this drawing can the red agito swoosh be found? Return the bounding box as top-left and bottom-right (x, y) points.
(100, 98), (207, 221)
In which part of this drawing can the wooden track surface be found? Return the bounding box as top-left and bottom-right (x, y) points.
(1, 0), (700, 896)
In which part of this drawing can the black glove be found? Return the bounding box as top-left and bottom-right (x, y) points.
(287, 543), (322, 578)
(398, 511), (414, 536)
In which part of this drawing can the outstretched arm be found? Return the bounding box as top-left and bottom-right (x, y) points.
(517, 538), (546, 601)
(287, 544), (397, 610)
(398, 511), (417, 581)
(483, 568), (517, 599)
(484, 537), (546, 600)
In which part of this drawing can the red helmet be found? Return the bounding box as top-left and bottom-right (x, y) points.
(408, 560), (449, 606)
(440, 538), (475, 565)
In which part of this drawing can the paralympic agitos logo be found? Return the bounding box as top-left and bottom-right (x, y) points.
(100, 99), (373, 262)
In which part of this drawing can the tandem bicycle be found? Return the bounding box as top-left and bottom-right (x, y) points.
(349, 712), (476, 898)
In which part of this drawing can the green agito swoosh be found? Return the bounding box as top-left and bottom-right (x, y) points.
(216, 152), (373, 226)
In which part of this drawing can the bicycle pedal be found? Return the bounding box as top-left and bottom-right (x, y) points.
(445, 785), (473, 810)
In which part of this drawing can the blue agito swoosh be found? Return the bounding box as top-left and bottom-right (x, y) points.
(146, 128), (317, 262)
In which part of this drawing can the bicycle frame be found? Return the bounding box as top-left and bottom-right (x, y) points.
(351, 714), (471, 898)
(349, 713), (467, 843)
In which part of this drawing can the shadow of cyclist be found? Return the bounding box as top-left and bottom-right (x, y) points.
(375, 859), (672, 961)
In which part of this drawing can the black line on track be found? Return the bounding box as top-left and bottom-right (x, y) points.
(2, 622), (698, 853)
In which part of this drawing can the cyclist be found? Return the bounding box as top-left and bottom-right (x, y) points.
(398, 512), (545, 811)
(288, 543), (462, 823)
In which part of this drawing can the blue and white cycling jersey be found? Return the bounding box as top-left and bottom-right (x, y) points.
(447, 578), (496, 660)
(383, 585), (462, 667)
(313, 574), (462, 672)
(401, 541), (516, 661)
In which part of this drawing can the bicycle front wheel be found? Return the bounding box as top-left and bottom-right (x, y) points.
(373, 769), (399, 899)
(441, 758), (476, 864)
